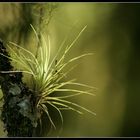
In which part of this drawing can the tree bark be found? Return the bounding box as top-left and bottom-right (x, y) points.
(0, 40), (36, 137)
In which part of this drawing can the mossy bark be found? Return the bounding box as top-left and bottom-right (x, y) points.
(0, 41), (37, 137)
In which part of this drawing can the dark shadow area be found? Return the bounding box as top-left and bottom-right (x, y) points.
(106, 4), (140, 137)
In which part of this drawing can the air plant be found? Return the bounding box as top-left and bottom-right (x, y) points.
(0, 24), (96, 136)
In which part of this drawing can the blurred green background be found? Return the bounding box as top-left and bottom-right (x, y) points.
(0, 2), (140, 137)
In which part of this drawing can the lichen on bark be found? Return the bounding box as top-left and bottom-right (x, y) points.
(0, 40), (38, 137)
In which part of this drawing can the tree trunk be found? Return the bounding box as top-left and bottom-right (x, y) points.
(0, 40), (37, 137)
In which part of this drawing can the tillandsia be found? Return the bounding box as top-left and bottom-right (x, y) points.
(0, 25), (96, 136)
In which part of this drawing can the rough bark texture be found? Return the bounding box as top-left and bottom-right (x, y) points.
(0, 41), (37, 137)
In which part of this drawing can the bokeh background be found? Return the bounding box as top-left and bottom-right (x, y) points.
(0, 2), (140, 137)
